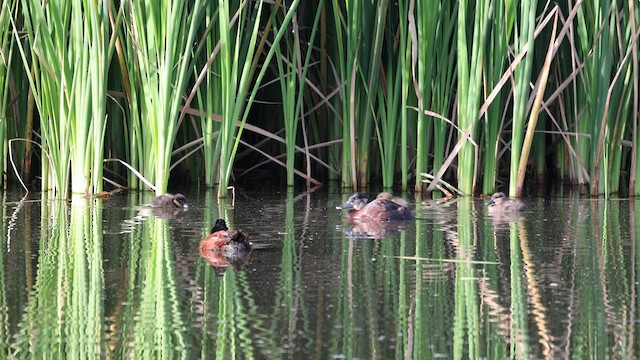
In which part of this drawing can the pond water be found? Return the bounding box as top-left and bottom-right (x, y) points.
(1, 189), (639, 358)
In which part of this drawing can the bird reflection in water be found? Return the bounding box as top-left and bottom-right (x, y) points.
(337, 192), (414, 239)
(199, 219), (252, 274)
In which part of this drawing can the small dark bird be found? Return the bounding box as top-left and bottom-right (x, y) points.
(486, 192), (526, 214)
(151, 193), (188, 208)
(337, 192), (413, 221)
(200, 219), (252, 257)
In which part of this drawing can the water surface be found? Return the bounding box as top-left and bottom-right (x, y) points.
(1, 190), (638, 358)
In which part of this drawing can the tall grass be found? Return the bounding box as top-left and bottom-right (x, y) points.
(508, 0), (537, 197)
(195, 6), (223, 188)
(413, 0), (456, 193)
(15, 0), (113, 196)
(275, 2), (323, 186)
(0, 1), (16, 187)
(456, 0), (490, 195)
(481, 0), (513, 194)
(1, 1), (639, 196)
(124, 0), (207, 194)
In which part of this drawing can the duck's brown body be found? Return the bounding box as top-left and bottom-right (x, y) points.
(151, 193), (188, 208)
(337, 193), (413, 221)
(199, 219), (252, 257)
(486, 192), (526, 214)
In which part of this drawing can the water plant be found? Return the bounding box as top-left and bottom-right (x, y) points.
(123, 0), (207, 194)
(456, 0), (490, 194)
(15, 0), (113, 196)
(0, 1), (638, 196)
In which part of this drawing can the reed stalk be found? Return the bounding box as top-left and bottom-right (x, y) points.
(215, 0), (263, 197)
(126, 0), (207, 193)
(482, 0), (513, 194)
(216, 0), (301, 197)
(15, 0), (113, 196)
(413, 0), (456, 193)
(508, 0), (537, 197)
(330, 0), (386, 189)
(355, 1), (387, 188)
(456, 0), (490, 194)
(194, 6), (223, 188)
(576, 1), (613, 195)
(629, 0), (640, 195)
(413, 0), (437, 193)
(0, 1), (16, 187)
(275, 3), (323, 186)
(515, 11), (558, 197)
(376, 2), (404, 189)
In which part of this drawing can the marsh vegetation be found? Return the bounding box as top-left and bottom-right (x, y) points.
(0, 1), (638, 197)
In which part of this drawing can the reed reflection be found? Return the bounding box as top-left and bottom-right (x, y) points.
(453, 198), (480, 360)
(119, 213), (189, 358)
(197, 192), (265, 358)
(10, 195), (104, 357)
(0, 193), (5, 355)
(199, 194), (251, 273)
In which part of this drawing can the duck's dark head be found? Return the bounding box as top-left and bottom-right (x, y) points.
(230, 230), (250, 245)
(211, 218), (229, 233)
(172, 193), (188, 208)
(487, 192), (506, 206)
(336, 192), (370, 211)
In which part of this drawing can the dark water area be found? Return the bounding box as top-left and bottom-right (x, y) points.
(1, 189), (639, 358)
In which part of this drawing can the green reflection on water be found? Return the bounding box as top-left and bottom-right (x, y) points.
(9, 195), (104, 358)
(197, 191), (265, 358)
(1, 193), (640, 358)
(130, 217), (189, 358)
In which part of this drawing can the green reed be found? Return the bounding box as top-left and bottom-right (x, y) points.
(215, 0), (302, 197)
(0, 1), (16, 187)
(414, 0), (456, 193)
(4, 1), (640, 196)
(195, 6), (223, 188)
(215, 0), (264, 197)
(508, 0), (536, 197)
(329, 0), (386, 189)
(376, 1), (405, 189)
(413, 0), (438, 193)
(125, 0), (207, 194)
(576, 1), (613, 195)
(16, 0), (112, 196)
(482, 0), (513, 194)
(275, 3), (323, 186)
(456, 0), (490, 195)
(630, 3), (640, 195)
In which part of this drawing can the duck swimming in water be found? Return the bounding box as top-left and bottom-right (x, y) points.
(376, 192), (411, 209)
(486, 192), (526, 214)
(199, 219), (252, 258)
(337, 192), (413, 221)
(151, 193), (188, 208)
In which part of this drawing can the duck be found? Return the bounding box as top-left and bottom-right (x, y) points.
(151, 193), (188, 208)
(486, 192), (526, 214)
(337, 192), (413, 221)
(376, 192), (411, 208)
(199, 219), (252, 257)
